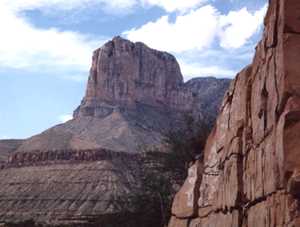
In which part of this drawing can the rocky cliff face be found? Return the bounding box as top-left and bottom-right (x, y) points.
(74, 36), (228, 119)
(17, 37), (230, 153)
(75, 36), (185, 115)
(0, 38), (229, 226)
(169, 0), (300, 226)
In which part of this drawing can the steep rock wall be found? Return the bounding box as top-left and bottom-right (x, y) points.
(74, 37), (230, 119)
(78, 36), (185, 112)
(169, 0), (300, 226)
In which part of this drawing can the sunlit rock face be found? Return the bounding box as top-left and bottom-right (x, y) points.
(74, 36), (229, 119)
(76, 36), (185, 114)
(169, 0), (300, 226)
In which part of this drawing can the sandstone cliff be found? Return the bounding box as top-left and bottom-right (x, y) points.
(169, 0), (300, 226)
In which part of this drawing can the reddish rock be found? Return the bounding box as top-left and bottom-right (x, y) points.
(171, 161), (202, 218)
(80, 36), (184, 111)
(74, 36), (230, 119)
(169, 0), (300, 226)
(168, 216), (189, 227)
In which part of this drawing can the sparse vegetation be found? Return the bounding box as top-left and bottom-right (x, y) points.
(122, 114), (213, 227)
(163, 114), (212, 179)
(132, 167), (174, 227)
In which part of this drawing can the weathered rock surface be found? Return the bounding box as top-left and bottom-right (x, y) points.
(17, 37), (230, 153)
(76, 36), (184, 113)
(75, 37), (229, 119)
(169, 0), (300, 226)
(171, 160), (203, 218)
(0, 38), (229, 226)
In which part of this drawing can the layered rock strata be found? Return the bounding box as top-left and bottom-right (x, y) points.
(169, 0), (300, 226)
(0, 149), (173, 227)
(0, 149), (143, 226)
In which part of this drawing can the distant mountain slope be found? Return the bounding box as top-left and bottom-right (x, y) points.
(0, 139), (23, 162)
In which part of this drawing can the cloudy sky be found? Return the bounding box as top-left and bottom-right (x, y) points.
(0, 0), (267, 139)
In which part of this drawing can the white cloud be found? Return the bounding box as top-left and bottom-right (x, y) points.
(58, 114), (73, 123)
(179, 60), (236, 81)
(141, 0), (207, 13)
(125, 4), (267, 53)
(219, 4), (267, 49)
(0, 136), (9, 140)
(4, 0), (137, 13)
(0, 1), (107, 72)
(3, 0), (209, 15)
(0, 0), (267, 82)
(124, 3), (267, 79)
(125, 5), (219, 53)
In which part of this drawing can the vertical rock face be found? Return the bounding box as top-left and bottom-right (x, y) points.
(169, 0), (300, 226)
(75, 36), (190, 118)
(74, 37), (230, 119)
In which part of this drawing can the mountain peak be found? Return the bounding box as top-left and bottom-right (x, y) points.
(74, 37), (186, 118)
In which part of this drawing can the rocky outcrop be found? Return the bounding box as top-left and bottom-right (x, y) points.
(169, 0), (300, 226)
(75, 36), (229, 119)
(75, 37), (230, 119)
(75, 36), (185, 114)
(17, 37), (230, 153)
(171, 160), (203, 219)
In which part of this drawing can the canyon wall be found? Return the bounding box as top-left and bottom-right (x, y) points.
(169, 0), (300, 226)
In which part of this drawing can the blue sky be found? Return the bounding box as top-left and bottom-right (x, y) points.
(0, 0), (267, 139)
